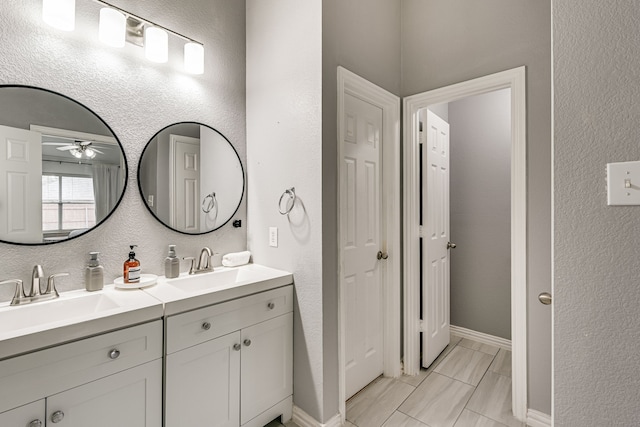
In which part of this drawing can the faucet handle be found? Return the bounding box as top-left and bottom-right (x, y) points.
(45, 273), (68, 297)
(0, 279), (24, 305)
(183, 257), (196, 275)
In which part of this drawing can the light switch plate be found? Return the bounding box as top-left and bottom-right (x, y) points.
(607, 160), (640, 205)
(269, 227), (278, 247)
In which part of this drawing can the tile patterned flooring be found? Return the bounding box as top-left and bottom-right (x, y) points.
(266, 336), (523, 427)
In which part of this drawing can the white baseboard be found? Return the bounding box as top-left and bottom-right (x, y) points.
(292, 406), (342, 427)
(527, 409), (552, 427)
(450, 325), (511, 350)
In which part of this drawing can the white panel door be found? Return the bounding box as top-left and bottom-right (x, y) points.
(46, 359), (162, 427)
(166, 331), (240, 427)
(240, 313), (293, 425)
(342, 93), (384, 399)
(0, 125), (42, 243)
(170, 134), (200, 233)
(421, 109), (451, 368)
(0, 399), (45, 427)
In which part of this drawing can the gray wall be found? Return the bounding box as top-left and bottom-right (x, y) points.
(554, 1), (640, 424)
(0, 0), (246, 295)
(401, 0), (552, 413)
(449, 89), (511, 340)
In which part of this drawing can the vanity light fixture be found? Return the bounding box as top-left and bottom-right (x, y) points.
(98, 7), (126, 47)
(41, 0), (205, 74)
(42, 0), (76, 31)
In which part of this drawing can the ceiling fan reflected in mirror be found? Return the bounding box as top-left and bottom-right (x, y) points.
(42, 137), (109, 159)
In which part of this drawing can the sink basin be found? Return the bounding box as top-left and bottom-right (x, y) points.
(166, 269), (240, 292)
(0, 293), (119, 336)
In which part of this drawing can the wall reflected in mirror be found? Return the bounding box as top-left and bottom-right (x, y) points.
(0, 85), (127, 245)
(138, 122), (244, 234)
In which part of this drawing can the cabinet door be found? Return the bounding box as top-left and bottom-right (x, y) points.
(0, 399), (45, 427)
(166, 331), (240, 427)
(241, 313), (293, 425)
(45, 359), (161, 427)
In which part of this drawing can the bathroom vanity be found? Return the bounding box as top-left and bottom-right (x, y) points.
(0, 264), (293, 427)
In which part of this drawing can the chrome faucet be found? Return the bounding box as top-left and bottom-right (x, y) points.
(184, 247), (214, 275)
(0, 265), (68, 306)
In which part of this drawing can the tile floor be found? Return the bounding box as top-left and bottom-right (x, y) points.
(265, 335), (523, 427)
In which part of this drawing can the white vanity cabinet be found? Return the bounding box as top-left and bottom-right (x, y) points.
(165, 285), (293, 427)
(0, 320), (162, 427)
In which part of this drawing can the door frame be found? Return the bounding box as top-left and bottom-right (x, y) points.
(337, 66), (401, 421)
(402, 67), (528, 420)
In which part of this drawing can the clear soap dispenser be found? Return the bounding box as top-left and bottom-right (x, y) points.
(164, 244), (180, 279)
(85, 251), (104, 291)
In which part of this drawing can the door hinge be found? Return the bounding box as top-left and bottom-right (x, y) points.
(418, 319), (425, 333)
(419, 121), (423, 132)
(418, 225), (424, 238)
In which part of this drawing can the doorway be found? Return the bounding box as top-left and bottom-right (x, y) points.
(403, 67), (528, 420)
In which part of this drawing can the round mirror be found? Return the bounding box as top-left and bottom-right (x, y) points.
(138, 122), (244, 234)
(0, 85), (127, 245)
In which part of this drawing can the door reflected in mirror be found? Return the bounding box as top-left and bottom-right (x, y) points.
(138, 122), (244, 234)
(0, 85), (127, 245)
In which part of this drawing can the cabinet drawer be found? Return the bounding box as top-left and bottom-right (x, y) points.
(0, 320), (162, 413)
(166, 285), (292, 354)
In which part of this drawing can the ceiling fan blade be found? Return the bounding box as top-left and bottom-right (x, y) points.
(42, 142), (71, 146)
(92, 148), (105, 154)
(56, 146), (77, 151)
(78, 140), (93, 146)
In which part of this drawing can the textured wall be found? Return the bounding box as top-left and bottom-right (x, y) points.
(246, 0), (325, 421)
(554, 1), (640, 424)
(401, 0), (552, 413)
(0, 0), (246, 299)
(449, 89), (511, 340)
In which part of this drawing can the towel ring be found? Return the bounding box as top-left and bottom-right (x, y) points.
(278, 187), (296, 215)
(202, 192), (217, 214)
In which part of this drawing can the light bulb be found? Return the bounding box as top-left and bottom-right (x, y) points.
(84, 148), (96, 158)
(99, 8), (126, 48)
(42, 0), (76, 31)
(145, 26), (168, 63)
(71, 149), (82, 159)
(184, 42), (204, 75)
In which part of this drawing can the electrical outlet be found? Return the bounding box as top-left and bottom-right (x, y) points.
(269, 227), (278, 247)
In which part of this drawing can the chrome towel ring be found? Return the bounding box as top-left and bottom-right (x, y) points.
(202, 192), (217, 214)
(278, 187), (296, 215)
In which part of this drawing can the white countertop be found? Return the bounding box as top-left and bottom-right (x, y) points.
(0, 264), (293, 360)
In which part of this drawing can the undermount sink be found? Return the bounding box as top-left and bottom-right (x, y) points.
(0, 293), (120, 337)
(166, 268), (241, 292)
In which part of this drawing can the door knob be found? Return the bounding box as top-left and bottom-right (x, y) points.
(447, 242), (457, 249)
(538, 292), (552, 305)
(377, 251), (389, 260)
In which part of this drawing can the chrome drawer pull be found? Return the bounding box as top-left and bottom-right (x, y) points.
(51, 411), (65, 423)
(202, 321), (211, 330)
(243, 339), (251, 347)
(267, 302), (275, 310)
(29, 420), (43, 427)
(233, 343), (241, 351)
(109, 349), (120, 360)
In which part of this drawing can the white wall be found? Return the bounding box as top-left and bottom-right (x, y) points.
(401, 0), (552, 413)
(448, 89), (511, 340)
(246, 0), (325, 421)
(554, 1), (640, 424)
(0, 0), (246, 296)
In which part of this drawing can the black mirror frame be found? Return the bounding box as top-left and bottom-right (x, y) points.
(0, 84), (129, 246)
(137, 121), (245, 235)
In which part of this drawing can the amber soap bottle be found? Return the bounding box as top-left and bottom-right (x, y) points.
(124, 245), (141, 283)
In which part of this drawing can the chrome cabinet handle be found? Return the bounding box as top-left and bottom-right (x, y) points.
(243, 339), (251, 347)
(109, 349), (120, 359)
(538, 292), (552, 305)
(376, 251), (389, 260)
(29, 420), (43, 427)
(202, 322), (211, 330)
(267, 302), (275, 310)
(51, 410), (65, 423)
(447, 242), (457, 249)
(233, 343), (241, 351)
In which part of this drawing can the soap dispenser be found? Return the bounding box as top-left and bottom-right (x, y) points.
(85, 251), (104, 291)
(164, 245), (180, 279)
(124, 245), (141, 283)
